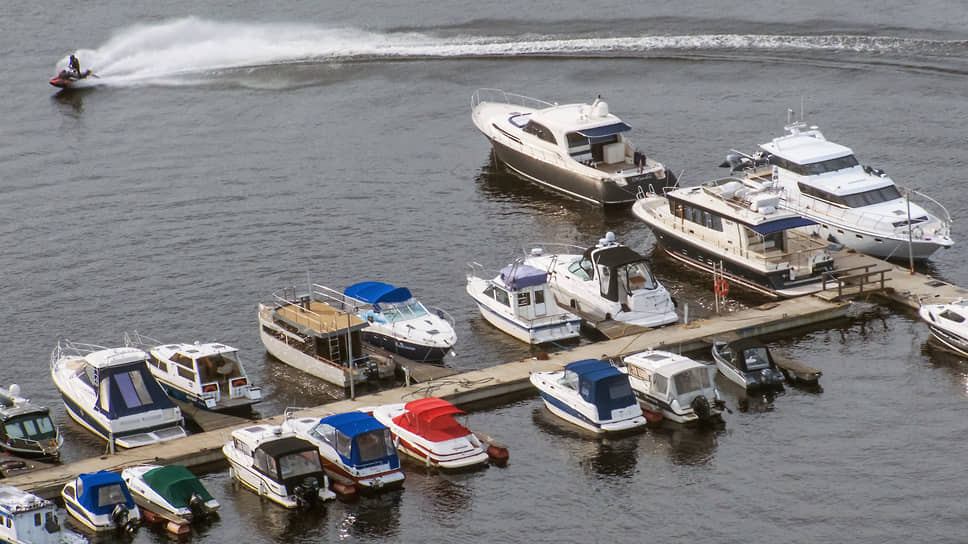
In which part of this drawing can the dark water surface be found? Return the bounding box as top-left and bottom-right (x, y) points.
(6, 2), (968, 542)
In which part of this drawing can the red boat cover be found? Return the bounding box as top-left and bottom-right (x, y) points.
(393, 397), (470, 442)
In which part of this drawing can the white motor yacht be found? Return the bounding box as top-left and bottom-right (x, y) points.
(723, 115), (953, 260)
(919, 298), (968, 357)
(471, 88), (675, 205)
(621, 349), (725, 425)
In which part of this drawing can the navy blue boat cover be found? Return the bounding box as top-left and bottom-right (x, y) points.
(75, 471), (136, 515)
(96, 361), (176, 419)
(345, 282), (413, 305)
(748, 216), (817, 235)
(575, 122), (632, 138)
(564, 359), (637, 420)
(499, 263), (547, 290)
(319, 412), (399, 468)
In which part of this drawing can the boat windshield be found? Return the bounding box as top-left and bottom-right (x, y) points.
(197, 352), (244, 382)
(4, 414), (57, 441)
(277, 450), (322, 479)
(621, 262), (657, 291)
(379, 299), (428, 323)
(673, 367), (712, 395)
(355, 428), (395, 463)
(96, 484), (127, 507)
(741, 347), (772, 371)
(774, 154), (859, 176)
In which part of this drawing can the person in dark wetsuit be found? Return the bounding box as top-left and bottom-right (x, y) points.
(68, 55), (81, 77)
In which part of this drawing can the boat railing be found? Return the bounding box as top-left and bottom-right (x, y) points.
(780, 189), (952, 239)
(49, 339), (109, 370)
(426, 305), (457, 328)
(471, 88), (554, 111)
(121, 330), (163, 351)
(269, 287), (357, 334)
(517, 243), (588, 262)
(312, 283), (372, 314)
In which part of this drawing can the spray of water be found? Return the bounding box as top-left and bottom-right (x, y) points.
(57, 16), (963, 88)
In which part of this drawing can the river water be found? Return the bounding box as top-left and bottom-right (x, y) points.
(6, 1), (968, 542)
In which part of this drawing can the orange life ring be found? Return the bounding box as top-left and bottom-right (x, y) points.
(714, 278), (729, 297)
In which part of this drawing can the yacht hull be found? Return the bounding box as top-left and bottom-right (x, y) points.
(360, 331), (449, 362)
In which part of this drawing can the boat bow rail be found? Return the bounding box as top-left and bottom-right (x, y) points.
(471, 88), (554, 111)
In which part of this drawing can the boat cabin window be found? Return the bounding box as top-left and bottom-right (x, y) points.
(673, 368), (712, 395)
(254, 448), (276, 475)
(356, 428), (394, 462)
(671, 201), (723, 232)
(652, 374), (668, 395)
(4, 414), (57, 441)
(147, 355), (168, 373)
(622, 262), (658, 291)
(492, 287), (510, 307)
(597, 264), (611, 295)
(566, 132), (592, 162)
(278, 450), (321, 478)
(517, 292), (531, 307)
(771, 153), (858, 176)
(523, 121), (556, 144)
(336, 431), (353, 459)
(742, 347), (772, 370)
(568, 258), (593, 281)
(96, 484), (126, 507)
(197, 354), (243, 382)
(535, 289), (546, 305)
(607, 380), (634, 401)
(796, 182), (902, 208)
(309, 423), (337, 446)
(560, 370), (579, 390)
(177, 364), (196, 381)
(35, 512), (42, 526)
(113, 370), (156, 409)
(939, 309), (966, 323)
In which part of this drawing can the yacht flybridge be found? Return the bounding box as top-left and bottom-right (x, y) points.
(472, 88), (675, 205)
(722, 116), (953, 260)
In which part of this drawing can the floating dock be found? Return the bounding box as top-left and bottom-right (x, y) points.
(10, 249), (963, 500)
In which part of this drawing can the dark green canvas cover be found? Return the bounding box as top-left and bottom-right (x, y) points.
(142, 465), (213, 508)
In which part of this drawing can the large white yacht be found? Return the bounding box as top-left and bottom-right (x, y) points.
(632, 177), (835, 298)
(723, 116), (953, 260)
(471, 88), (675, 205)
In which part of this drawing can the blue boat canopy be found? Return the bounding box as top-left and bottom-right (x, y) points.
(564, 359), (637, 420)
(75, 471), (136, 515)
(317, 412), (399, 468)
(320, 412), (387, 438)
(747, 217), (817, 236)
(499, 263), (547, 290)
(575, 122), (631, 138)
(345, 282), (413, 305)
(96, 361), (176, 419)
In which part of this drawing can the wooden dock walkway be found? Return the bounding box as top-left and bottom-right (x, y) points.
(171, 398), (254, 433)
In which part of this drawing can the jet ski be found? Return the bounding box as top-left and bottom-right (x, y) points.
(49, 69), (92, 89)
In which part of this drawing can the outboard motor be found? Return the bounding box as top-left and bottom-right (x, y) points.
(187, 492), (206, 519)
(293, 476), (320, 508)
(44, 512), (60, 534)
(690, 395), (712, 422)
(111, 504), (139, 535)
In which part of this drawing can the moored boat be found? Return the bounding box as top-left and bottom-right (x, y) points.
(621, 350), (725, 425)
(471, 88), (675, 206)
(530, 359), (647, 434)
(61, 471), (141, 535)
(123, 331), (262, 414)
(919, 298), (968, 357)
(722, 115), (953, 260)
(466, 259), (581, 344)
(0, 486), (61, 544)
(223, 424), (336, 509)
(521, 232), (678, 328)
(711, 338), (785, 391)
(370, 398), (494, 470)
(0, 384), (63, 460)
(281, 411), (405, 494)
(50, 339), (187, 450)
(121, 464), (219, 528)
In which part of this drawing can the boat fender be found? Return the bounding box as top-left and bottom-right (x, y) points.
(486, 444), (509, 467)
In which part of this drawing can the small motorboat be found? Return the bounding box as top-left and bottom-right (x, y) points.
(222, 424), (336, 509)
(522, 232), (678, 329)
(621, 350), (725, 425)
(61, 471), (141, 535)
(711, 338), (785, 391)
(0, 384), (63, 460)
(919, 298), (968, 357)
(370, 397), (495, 470)
(123, 331), (263, 414)
(50, 339), (187, 451)
(282, 411), (405, 495)
(340, 282), (457, 362)
(0, 486), (61, 544)
(49, 69), (92, 89)
(121, 464), (219, 529)
(530, 359), (647, 434)
(466, 259), (581, 344)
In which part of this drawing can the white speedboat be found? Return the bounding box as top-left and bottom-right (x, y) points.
(621, 350), (725, 425)
(0, 384), (63, 460)
(222, 424), (336, 509)
(123, 331), (262, 413)
(530, 359), (647, 434)
(466, 259), (581, 344)
(522, 232), (678, 328)
(0, 486), (61, 544)
(258, 284), (389, 388)
(62, 471), (141, 535)
(919, 298), (968, 357)
(632, 177), (835, 298)
(50, 340), (187, 450)
(339, 282), (457, 362)
(471, 88), (675, 205)
(723, 116), (953, 260)
(370, 397), (494, 470)
(711, 338), (785, 391)
(281, 411), (405, 494)
(121, 464), (219, 527)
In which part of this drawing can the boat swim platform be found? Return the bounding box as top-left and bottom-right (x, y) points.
(8, 295), (854, 500)
(170, 398), (254, 433)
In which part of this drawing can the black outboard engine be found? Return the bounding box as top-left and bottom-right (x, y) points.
(187, 492), (206, 519)
(293, 476), (320, 508)
(44, 512), (60, 534)
(111, 504), (139, 535)
(690, 395), (712, 422)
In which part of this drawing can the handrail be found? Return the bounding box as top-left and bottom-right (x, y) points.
(471, 88), (554, 111)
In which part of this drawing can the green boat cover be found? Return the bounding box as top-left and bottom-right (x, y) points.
(142, 465), (213, 508)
